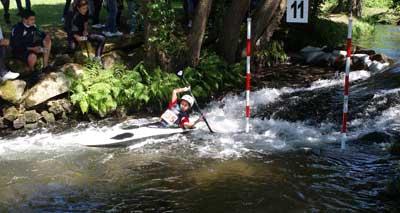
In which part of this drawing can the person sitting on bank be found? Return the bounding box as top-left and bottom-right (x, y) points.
(0, 25), (19, 82)
(65, 0), (105, 61)
(10, 9), (52, 73)
(160, 87), (203, 129)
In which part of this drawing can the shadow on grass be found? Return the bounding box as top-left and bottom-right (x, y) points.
(0, 3), (65, 32)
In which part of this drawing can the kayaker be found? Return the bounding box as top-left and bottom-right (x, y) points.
(161, 87), (203, 129)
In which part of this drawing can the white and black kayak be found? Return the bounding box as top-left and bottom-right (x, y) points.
(79, 123), (193, 147)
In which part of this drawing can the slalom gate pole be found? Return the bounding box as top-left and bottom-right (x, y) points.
(341, 10), (353, 150)
(245, 16), (251, 133)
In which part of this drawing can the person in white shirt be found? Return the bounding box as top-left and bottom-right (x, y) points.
(0, 26), (19, 82)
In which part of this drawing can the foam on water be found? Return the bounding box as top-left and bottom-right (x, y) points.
(0, 69), (397, 160)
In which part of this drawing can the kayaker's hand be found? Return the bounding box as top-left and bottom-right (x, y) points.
(183, 86), (191, 92)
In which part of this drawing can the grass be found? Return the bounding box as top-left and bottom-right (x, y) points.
(0, 0), (185, 31)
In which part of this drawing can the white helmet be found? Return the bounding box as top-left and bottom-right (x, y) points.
(181, 95), (195, 107)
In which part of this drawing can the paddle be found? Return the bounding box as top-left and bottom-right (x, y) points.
(176, 70), (215, 133)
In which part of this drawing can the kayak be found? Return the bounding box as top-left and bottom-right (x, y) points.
(79, 123), (192, 147)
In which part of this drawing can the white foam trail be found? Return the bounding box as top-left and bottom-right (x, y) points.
(0, 69), (383, 160)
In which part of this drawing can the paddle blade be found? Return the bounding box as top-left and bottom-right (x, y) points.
(176, 70), (184, 78)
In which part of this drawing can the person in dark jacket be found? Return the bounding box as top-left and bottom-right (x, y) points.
(65, 0), (105, 60)
(1, 0), (10, 24)
(10, 10), (52, 73)
(183, 0), (198, 28)
(16, 0), (31, 15)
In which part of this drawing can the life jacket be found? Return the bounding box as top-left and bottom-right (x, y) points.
(161, 103), (189, 127)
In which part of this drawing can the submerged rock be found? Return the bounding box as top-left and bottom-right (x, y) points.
(0, 80), (26, 104)
(24, 122), (38, 129)
(23, 72), (71, 108)
(13, 115), (25, 129)
(24, 110), (41, 123)
(41, 111), (55, 124)
(3, 106), (20, 122)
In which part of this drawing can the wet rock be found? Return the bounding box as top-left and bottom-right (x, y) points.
(0, 117), (5, 129)
(0, 80), (26, 104)
(24, 110), (41, 123)
(47, 99), (72, 115)
(369, 61), (390, 72)
(359, 132), (392, 144)
(24, 122), (38, 129)
(102, 51), (124, 69)
(3, 106), (19, 122)
(354, 48), (375, 55)
(59, 63), (84, 77)
(41, 111), (55, 124)
(13, 115), (25, 129)
(23, 72), (71, 108)
(371, 54), (389, 63)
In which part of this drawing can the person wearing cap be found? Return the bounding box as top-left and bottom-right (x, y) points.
(160, 87), (203, 129)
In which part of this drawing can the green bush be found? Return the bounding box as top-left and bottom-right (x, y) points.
(364, 0), (392, 8)
(69, 63), (150, 117)
(255, 40), (288, 67)
(284, 17), (375, 50)
(68, 52), (244, 117)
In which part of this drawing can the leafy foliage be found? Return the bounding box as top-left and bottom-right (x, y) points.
(68, 52), (244, 117)
(146, 0), (186, 56)
(69, 63), (150, 117)
(255, 40), (288, 67)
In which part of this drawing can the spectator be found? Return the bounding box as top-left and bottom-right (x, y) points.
(116, 0), (123, 29)
(0, 26), (19, 82)
(126, 0), (137, 35)
(10, 10), (52, 73)
(91, 0), (104, 29)
(62, 0), (73, 22)
(65, 0), (105, 60)
(1, 0), (10, 24)
(183, 0), (197, 28)
(16, 0), (31, 15)
(103, 0), (122, 37)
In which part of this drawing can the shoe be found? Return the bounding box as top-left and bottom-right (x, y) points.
(188, 20), (193, 28)
(113, 31), (123, 36)
(103, 31), (114, 37)
(92, 24), (105, 29)
(129, 31), (135, 36)
(0, 71), (19, 82)
(103, 31), (123, 37)
(61, 17), (65, 23)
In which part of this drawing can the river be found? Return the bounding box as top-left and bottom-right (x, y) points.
(0, 25), (400, 212)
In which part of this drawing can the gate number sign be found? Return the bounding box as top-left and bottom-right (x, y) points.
(286, 0), (308, 23)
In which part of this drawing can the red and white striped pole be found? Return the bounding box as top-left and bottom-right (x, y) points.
(341, 12), (353, 150)
(245, 17), (252, 133)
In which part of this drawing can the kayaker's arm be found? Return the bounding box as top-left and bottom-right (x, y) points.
(171, 87), (191, 103)
(183, 116), (203, 129)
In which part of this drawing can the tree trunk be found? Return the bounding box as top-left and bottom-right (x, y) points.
(352, 0), (362, 17)
(253, 0), (286, 41)
(187, 0), (214, 67)
(257, 0), (286, 44)
(332, 0), (346, 13)
(217, 0), (251, 63)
